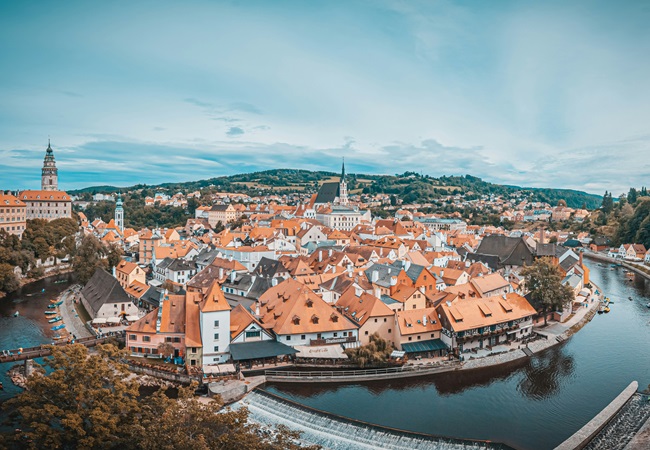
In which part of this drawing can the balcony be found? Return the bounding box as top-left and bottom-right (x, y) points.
(310, 336), (357, 346)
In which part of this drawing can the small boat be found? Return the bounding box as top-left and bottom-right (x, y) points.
(47, 304), (57, 309)
(646, 303), (650, 308)
(604, 306), (610, 313)
(52, 335), (63, 340)
(51, 300), (63, 306)
(51, 324), (66, 331)
(13, 311), (19, 317)
(629, 297), (633, 301)
(598, 305), (604, 314)
(54, 280), (67, 284)
(48, 316), (63, 323)
(44, 310), (57, 315)
(50, 298), (60, 303)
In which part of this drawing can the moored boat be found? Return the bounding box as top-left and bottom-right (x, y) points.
(48, 316), (63, 323)
(604, 306), (610, 313)
(44, 310), (58, 315)
(47, 304), (57, 309)
(598, 304), (605, 314)
(51, 324), (66, 331)
(13, 311), (19, 317)
(52, 335), (63, 340)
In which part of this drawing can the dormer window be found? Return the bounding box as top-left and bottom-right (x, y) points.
(311, 315), (319, 324)
(306, 299), (313, 308)
(292, 315), (300, 325)
(331, 313), (338, 322)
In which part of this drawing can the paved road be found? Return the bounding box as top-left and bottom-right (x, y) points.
(58, 287), (93, 339)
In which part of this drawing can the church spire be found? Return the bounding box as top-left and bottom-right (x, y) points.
(341, 157), (346, 181)
(42, 139), (58, 191)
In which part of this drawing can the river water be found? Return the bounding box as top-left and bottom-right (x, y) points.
(0, 273), (75, 402)
(265, 262), (650, 450)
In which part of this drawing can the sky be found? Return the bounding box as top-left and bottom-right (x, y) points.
(1, 0), (649, 195)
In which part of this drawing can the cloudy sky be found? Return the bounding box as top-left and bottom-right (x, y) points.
(1, 0), (649, 194)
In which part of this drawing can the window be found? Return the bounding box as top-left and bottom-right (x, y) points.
(213, 357), (219, 362)
(408, 336), (412, 341)
(214, 333), (219, 340)
(417, 335), (421, 340)
(214, 346), (219, 352)
(301, 335), (306, 340)
(374, 318), (377, 323)
(214, 320), (219, 327)
(143, 336), (150, 342)
(165, 337), (172, 343)
(191, 347), (197, 353)
(245, 330), (261, 338)
(365, 331), (369, 335)
(286, 336), (291, 341)
(431, 334), (435, 338)
(173, 337), (181, 343)
(413, 305), (417, 309)
(384, 318), (387, 322)
(129, 334), (137, 341)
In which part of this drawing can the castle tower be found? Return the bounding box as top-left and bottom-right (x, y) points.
(115, 193), (124, 232)
(338, 158), (348, 205)
(41, 140), (58, 191)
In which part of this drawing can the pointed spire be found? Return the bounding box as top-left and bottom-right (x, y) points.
(341, 157), (346, 181)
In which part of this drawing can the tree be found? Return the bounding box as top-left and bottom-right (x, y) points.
(601, 191), (614, 215)
(628, 188), (638, 205)
(157, 342), (175, 359)
(2, 344), (318, 450)
(106, 243), (124, 271)
(74, 234), (107, 284)
(0, 263), (19, 293)
(522, 258), (575, 325)
(344, 333), (393, 368)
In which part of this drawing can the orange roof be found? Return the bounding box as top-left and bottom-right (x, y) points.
(0, 193), (25, 207)
(438, 292), (536, 332)
(124, 280), (149, 299)
(199, 280), (231, 313)
(127, 293), (186, 334)
(230, 304), (265, 340)
(470, 273), (510, 296)
(336, 288), (393, 326)
(258, 278), (356, 336)
(19, 190), (71, 201)
(185, 290), (203, 347)
(116, 260), (138, 275)
(396, 307), (441, 336)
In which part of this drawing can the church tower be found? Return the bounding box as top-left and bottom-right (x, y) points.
(115, 193), (124, 233)
(338, 158), (348, 205)
(41, 140), (58, 191)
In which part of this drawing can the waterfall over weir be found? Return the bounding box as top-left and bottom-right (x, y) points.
(233, 390), (514, 450)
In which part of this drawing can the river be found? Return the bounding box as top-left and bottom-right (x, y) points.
(0, 273), (75, 402)
(265, 262), (650, 450)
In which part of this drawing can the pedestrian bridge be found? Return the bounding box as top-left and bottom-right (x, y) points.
(0, 332), (125, 364)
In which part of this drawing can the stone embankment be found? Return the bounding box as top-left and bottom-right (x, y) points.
(555, 381), (639, 450)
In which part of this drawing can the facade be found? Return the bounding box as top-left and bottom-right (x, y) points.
(0, 193), (26, 238)
(198, 281), (232, 365)
(437, 293), (536, 353)
(395, 307), (446, 357)
(115, 260), (146, 289)
(336, 288), (394, 345)
(207, 204), (239, 227)
(20, 190), (72, 221)
(126, 293), (186, 358)
(315, 205), (369, 232)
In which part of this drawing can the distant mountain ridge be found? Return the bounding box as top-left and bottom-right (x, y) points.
(68, 169), (603, 209)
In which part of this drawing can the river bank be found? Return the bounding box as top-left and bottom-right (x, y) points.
(0, 266), (73, 300)
(583, 251), (650, 282)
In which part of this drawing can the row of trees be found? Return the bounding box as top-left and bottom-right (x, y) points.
(1, 344), (316, 450)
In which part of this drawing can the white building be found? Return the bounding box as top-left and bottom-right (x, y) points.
(199, 282), (232, 365)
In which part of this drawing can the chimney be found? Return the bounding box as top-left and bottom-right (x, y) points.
(374, 286), (381, 298)
(404, 260), (411, 271)
(219, 268), (224, 280)
(272, 278), (278, 287)
(390, 276), (397, 286)
(230, 270), (236, 283)
(423, 315), (427, 326)
(319, 251), (323, 262)
(371, 270), (379, 283)
(255, 303), (260, 317)
(579, 251), (583, 267)
(328, 249), (332, 257)
(539, 227), (545, 245)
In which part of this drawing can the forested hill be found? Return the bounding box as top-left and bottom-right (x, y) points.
(69, 170), (603, 209)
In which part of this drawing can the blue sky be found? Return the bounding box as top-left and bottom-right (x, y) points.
(1, 0), (649, 194)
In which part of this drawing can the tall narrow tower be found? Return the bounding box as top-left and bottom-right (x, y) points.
(338, 158), (348, 205)
(115, 193), (124, 233)
(41, 140), (58, 191)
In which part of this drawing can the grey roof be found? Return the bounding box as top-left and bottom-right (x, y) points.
(466, 253), (501, 271)
(380, 295), (400, 306)
(195, 248), (220, 267)
(560, 255), (580, 272)
(474, 235), (535, 268)
(167, 259), (196, 272)
(229, 340), (298, 361)
(319, 274), (355, 295)
(314, 182), (340, 204)
(536, 243), (558, 257)
(81, 269), (132, 316)
(364, 263), (404, 288)
(156, 258), (174, 271)
(252, 257), (285, 278)
(210, 204), (231, 211)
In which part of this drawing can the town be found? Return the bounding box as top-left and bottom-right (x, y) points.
(4, 141), (648, 376)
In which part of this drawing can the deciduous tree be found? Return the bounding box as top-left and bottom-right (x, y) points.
(522, 258), (575, 325)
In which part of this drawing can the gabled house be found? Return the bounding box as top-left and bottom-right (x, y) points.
(80, 268), (139, 319)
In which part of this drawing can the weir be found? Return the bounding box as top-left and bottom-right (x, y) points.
(234, 389), (515, 450)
